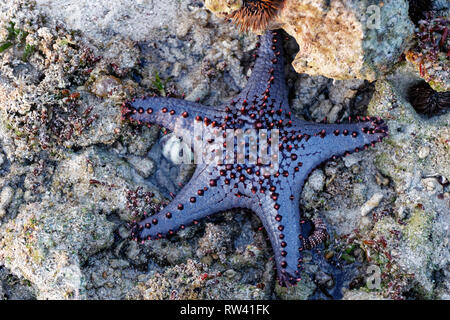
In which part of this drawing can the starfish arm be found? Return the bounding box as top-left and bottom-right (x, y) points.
(249, 171), (328, 286)
(252, 189), (305, 286)
(131, 165), (234, 241)
(122, 97), (226, 138)
(233, 30), (289, 112)
(291, 117), (388, 173)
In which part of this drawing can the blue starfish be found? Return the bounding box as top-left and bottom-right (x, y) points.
(121, 30), (388, 286)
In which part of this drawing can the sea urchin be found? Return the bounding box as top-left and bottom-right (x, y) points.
(408, 81), (450, 117)
(226, 0), (284, 32)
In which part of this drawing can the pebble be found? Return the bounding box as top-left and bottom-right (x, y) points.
(223, 269), (237, 279)
(396, 207), (408, 220)
(343, 153), (362, 168)
(375, 172), (390, 187)
(0, 186), (14, 216)
(127, 155), (155, 178)
(90, 75), (122, 98)
(360, 192), (384, 216)
(176, 23), (191, 39)
(421, 178), (443, 193)
(418, 146), (430, 159)
(308, 169), (325, 192)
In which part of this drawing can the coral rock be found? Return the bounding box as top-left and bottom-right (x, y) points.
(205, 0), (243, 15)
(207, 0), (414, 80)
(273, 0), (414, 80)
(405, 14), (450, 92)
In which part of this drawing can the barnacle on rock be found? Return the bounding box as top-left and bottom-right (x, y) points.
(408, 81), (450, 117)
(226, 0), (284, 32)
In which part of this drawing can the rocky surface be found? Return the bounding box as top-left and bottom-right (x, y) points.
(207, 0), (415, 80)
(0, 0), (448, 300)
(405, 12), (449, 92)
(279, 0), (415, 80)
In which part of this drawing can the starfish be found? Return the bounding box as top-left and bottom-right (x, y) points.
(121, 30), (388, 286)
